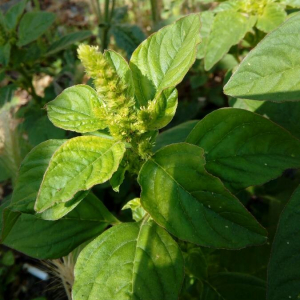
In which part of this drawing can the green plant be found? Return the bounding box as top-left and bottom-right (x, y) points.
(0, 0), (92, 103)
(198, 0), (299, 70)
(2, 12), (300, 300)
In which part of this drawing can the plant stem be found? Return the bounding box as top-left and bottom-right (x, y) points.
(100, 0), (111, 52)
(150, 0), (161, 28)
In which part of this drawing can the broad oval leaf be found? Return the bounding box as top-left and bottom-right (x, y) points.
(224, 12), (300, 102)
(2, 193), (118, 259)
(9, 139), (88, 220)
(139, 143), (267, 249)
(17, 11), (56, 46)
(35, 136), (126, 212)
(47, 85), (106, 133)
(267, 185), (300, 300)
(72, 219), (184, 300)
(204, 11), (255, 71)
(130, 14), (201, 107)
(186, 108), (300, 192)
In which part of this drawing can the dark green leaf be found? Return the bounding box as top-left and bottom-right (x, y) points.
(2, 193), (117, 259)
(110, 24), (145, 58)
(139, 143), (267, 249)
(186, 108), (300, 192)
(17, 12), (56, 46)
(45, 30), (92, 56)
(230, 98), (300, 139)
(4, 0), (27, 30)
(267, 185), (300, 300)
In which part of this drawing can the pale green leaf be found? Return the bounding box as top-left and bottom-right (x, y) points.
(256, 3), (286, 33)
(72, 219), (184, 300)
(224, 12), (300, 102)
(202, 273), (266, 300)
(9, 139), (88, 220)
(4, 0), (27, 30)
(186, 108), (300, 192)
(17, 12), (56, 46)
(139, 143), (267, 249)
(45, 30), (92, 56)
(154, 120), (198, 151)
(2, 193), (117, 259)
(130, 14), (201, 107)
(47, 85), (107, 133)
(122, 198), (146, 222)
(267, 185), (300, 300)
(35, 136), (126, 212)
(197, 11), (214, 60)
(230, 98), (300, 139)
(204, 11), (255, 70)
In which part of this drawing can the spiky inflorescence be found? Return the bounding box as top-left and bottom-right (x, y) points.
(78, 44), (156, 172)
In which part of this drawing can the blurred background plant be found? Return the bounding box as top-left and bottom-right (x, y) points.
(1, 0), (300, 299)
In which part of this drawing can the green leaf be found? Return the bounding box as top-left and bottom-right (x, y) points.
(256, 3), (286, 33)
(267, 185), (300, 300)
(197, 11), (214, 60)
(0, 43), (11, 66)
(139, 143), (267, 249)
(110, 163), (127, 192)
(47, 85), (107, 133)
(202, 273), (266, 300)
(110, 24), (146, 58)
(17, 11), (56, 46)
(2, 193), (117, 259)
(184, 248), (207, 280)
(186, 108), (300, 192)
(9, 139), (87, 220)
(45, 30), (92, 56)
(204, 11), (255, 70)
(4, 0), (27, 30)
(122, 198), (146, 222)
(230, 98), (300, 139)
(72, 219), (184, 300)
(224, 12), (300, 102)
(154, 120), (198, 151)
(130, 14), (201, 107)
(35, 136), (126, 212)
(142, 87), (178, 130)
(104, 50), (135, 98)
